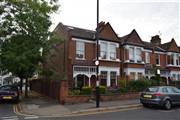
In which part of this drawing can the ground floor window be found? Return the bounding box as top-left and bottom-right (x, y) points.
(110, 71), (117, 87)
(129, 72), (135, 80)
(138, 72), (143, 79)
(100, 71), (107, 86)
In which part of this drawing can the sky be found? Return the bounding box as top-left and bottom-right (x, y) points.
(50, 0), (180, 46)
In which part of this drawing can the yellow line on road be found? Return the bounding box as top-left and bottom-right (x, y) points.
(13, 104), (36, 117)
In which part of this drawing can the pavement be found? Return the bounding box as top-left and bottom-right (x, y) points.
(16, 91), (142, 117)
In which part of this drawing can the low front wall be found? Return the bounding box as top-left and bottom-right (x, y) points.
(65, 95), (91, 104)
(100, 93), (139, 101)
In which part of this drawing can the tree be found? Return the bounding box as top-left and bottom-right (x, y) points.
(0, 0), (59, 97)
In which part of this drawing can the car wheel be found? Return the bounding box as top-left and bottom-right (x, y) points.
(164, 100), (171, 110)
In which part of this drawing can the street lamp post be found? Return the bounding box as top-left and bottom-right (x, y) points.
(95, 0), (100, 108)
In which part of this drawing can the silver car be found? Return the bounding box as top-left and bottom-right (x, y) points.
(140, 86), (180, 110)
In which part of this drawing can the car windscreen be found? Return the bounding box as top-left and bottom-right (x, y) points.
(145, 87), (159, 92)
(0, 86), (17, 91)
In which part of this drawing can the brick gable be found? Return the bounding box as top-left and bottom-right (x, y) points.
(98, 22), (119, 41)
(120, 29), (144, 46)
(168, 39), (180, 52)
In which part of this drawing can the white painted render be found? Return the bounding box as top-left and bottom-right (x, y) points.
(124, 68), (145, 80)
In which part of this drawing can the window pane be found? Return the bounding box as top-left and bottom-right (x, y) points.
(110, 72), (117, 87)
(130, 72), (135, 80)
(76, 41), (84, 59)
(155, 54), (159, 65)
(110, 44), (116, 60)
(146, 52), (150, 63)
(100, 71), (107, 86)
(100, 43), (107, 59)
(129, 47), (134, 61)
(136, 48), (142, 62)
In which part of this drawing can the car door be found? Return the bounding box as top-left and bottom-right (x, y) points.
(166, 87), (178, 105)
(171, 87), (180, 104)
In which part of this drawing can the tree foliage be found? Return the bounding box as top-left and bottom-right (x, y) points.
(0, 0), (59, 80)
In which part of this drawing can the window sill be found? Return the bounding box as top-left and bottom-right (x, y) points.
(99, 58), (120, 62)
(75, 58), (86, 60)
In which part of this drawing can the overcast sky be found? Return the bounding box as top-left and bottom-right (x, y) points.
(50, 0), (180, 46)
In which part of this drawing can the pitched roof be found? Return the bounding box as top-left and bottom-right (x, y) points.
(143, 41), (165, 52)
(160, 38), (180, 52)
(63, 25), (96, 40)
(120, 29), (144, 46)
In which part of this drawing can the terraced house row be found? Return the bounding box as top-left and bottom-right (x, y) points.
(46, 21), (180, 89)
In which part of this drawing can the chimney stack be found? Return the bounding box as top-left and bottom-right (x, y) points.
(150, 35), (161, 46)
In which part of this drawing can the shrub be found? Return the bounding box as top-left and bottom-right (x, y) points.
(128, 79), (151, 92)
(81, 86), (92, 95)
(118, 87), (128, 93)
(99, 85), (106, 94)
(119, 79), (127, 88)
(69, 89), (81, 96)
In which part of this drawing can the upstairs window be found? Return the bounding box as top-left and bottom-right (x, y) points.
(146, 52), (150, 63)
(136, 48), (142, 63)
(170, 54), (174, 65)
(129, 47), (135, 62)
(155, 54), (160, 65)
(76, 41), (85, 59)
(109, 44), (116, 60)
(175, 54), (179, 65)
(178, 74), (180, 80)
(100, 42), (107, 59)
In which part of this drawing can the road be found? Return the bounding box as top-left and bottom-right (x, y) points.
(0, 102), (180, 120)
(0, 102), (21, 120)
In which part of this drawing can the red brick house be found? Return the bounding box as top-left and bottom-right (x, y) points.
(46, 21), (180, 90)
(50, 22), (121, 89)
(121, 31), (180, 81)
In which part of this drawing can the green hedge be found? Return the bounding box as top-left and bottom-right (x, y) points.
(81, 86), (92, 95)
(128, 80), (151, 92)
(99, 85), (106, 94)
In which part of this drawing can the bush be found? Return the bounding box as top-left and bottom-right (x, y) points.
(81, 86), (92, 95)
(128, 79), (151, 92)
(118, 87), (128, 93)
(119, 79), (127, 88)
(99, 85), (106, 94)
(69, 89), (81, 96)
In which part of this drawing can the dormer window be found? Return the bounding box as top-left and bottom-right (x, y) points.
(76, 41), (85, 59)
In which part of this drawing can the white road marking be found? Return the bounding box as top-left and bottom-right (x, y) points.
(24, 116), (39, 119)
(1, 116), (19, 120)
